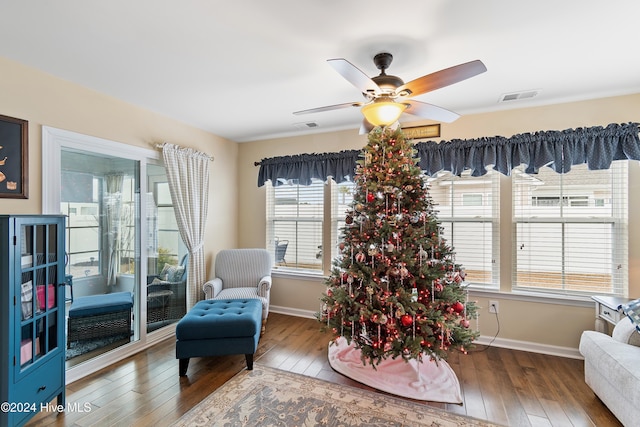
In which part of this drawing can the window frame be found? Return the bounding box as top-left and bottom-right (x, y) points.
(266, 178), (325, 274)
(512, 162), (628, 297)
(425, 169), (501, 289)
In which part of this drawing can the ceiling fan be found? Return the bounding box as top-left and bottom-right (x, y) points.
(293, 52), (487, 131)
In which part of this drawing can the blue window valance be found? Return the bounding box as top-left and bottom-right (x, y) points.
(256, 122), (640, 186)
(257, 150), (360, 187)
(415, 122), (640, 177)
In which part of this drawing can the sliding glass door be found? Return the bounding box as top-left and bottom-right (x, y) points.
(146, 163), (187, 333)
(60, 150), (140, 366)
(42, 127), (185, 382)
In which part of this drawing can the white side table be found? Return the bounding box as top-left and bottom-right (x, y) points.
(592, 295), (631, 334)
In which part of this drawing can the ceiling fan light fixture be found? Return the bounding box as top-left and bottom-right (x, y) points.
(361, 100), (407, 127)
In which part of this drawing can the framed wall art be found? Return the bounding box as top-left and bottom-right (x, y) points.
(402, 124), (440, 140)
(0, 114), (28, 198)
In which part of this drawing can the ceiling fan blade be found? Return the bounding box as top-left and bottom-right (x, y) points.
(359, 119), (374, 135)
(294, 101), (363, 115)
(396, 60), (487, 98)
(327, 58), (381, 95)
(404, 100), (460, 123)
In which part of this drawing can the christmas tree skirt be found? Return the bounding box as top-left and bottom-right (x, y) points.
(328, 337), (463, 403)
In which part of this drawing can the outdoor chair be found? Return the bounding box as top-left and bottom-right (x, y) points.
(274, 239), (288, 265)
(147, 254), (188, 323)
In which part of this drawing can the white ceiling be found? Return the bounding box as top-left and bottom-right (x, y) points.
(1, 1), (639, 143)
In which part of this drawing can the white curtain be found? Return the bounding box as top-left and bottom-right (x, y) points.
(105, 173), (124, 286)
(162, 143), (210, 309)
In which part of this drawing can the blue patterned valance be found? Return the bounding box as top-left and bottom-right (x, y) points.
(415, 122), (640, 176)
(257, 150), (360, 187)
(257, 122), (640, 186)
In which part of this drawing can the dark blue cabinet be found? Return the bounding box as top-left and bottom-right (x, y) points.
(0, 215), (66, 427)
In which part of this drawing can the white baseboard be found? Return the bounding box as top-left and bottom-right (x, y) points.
(473, 335), (583, 359)
(270, 305), (317, 319)
(269, 305), (583, 360)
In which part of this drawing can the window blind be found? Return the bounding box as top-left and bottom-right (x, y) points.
(426, 169), (500, 287)
(266, 178), (324, 272)
(513, 162), (628, 295)
(330, 180), (355, 264)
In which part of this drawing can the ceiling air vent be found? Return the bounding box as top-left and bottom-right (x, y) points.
(293, 122), (319, 130)
(499, 89), (540, 103)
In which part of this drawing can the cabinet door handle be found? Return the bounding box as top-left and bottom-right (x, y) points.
(38, 385), (46, 391)
(603, 310), (611, 316)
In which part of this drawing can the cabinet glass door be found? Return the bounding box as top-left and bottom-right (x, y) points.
(18, 221), (60, 368)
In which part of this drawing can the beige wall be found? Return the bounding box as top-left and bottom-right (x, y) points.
(3, 52), (639, 352)
(0, 56), (238, 278)
(238, 93), (640, 350)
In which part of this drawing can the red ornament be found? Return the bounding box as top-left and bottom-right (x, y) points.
(366, 193), (375, 203)
(452, 301), (465, 314)
(460, 319), (470, 328)
(400, 314), (413, 327)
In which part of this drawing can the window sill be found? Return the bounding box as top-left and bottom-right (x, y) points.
(466, 286), (594, 308)
(271, 268), (326, 283)
(269, 273), (601, 309)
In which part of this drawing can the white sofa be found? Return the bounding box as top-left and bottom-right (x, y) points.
(579, 319), (640, 427)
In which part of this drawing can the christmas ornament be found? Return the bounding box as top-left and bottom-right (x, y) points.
(400, 314), (413, 327)
(452, 301), (465, 314)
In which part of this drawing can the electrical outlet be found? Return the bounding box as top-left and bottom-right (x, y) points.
(489, 300), (499, 314)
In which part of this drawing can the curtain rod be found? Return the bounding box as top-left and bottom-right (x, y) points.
(154, 143), (214, 161)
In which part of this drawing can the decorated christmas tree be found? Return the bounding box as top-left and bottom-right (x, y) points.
(319, 126), (479, 367)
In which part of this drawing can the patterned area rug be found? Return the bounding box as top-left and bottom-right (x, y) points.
(173, 365), (501, 427)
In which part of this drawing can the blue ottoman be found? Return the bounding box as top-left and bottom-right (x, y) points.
(175, 298), (262, 376)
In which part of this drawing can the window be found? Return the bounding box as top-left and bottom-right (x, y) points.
(147, 177), (183, 274)
(118, 175), (138, 274)
(426, 169), (500, 287)
(262, 152), (629, 299)
(61, 171), (101, 278)
(330, 180), (356, 263)
(513, 162), (628, 295)
(266, 178), (325, 272)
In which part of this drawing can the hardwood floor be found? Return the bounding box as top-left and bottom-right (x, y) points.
(28, 313), (621, 427)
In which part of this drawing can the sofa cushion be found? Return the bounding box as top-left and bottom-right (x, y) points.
(68, 291), (134, 318)
(612, 318), (640, 347)
(160, 263), (185, 282)
(621, 298), (640, 332)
